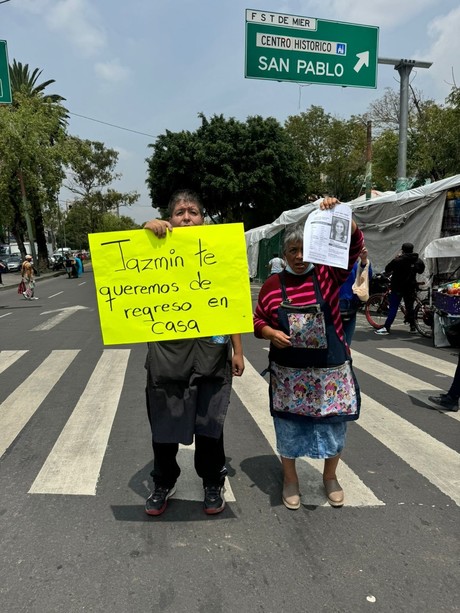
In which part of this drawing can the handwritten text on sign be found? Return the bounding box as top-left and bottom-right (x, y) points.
(88, 223), (253, 345)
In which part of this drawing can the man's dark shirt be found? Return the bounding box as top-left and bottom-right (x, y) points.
(385, 252), (425, 293)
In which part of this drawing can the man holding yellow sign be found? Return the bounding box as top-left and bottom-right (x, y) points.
(143, 190), (245, 516)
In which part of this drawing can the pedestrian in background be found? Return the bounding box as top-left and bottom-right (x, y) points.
(375, 242), (425, 335)
(143, 189), (245, 517)
(74, 253), (83, 277)
(0, 260), (4, 285)
(428, 353), (459, 412)
(339, 246), (372, 345)
(20, 255), (38, 300)
(267, 253), (285, 275)
(254, 198), (364, 510)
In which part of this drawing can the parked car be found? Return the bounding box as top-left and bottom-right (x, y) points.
(6, 255), (22, 272)
(50, 250), (72, 265)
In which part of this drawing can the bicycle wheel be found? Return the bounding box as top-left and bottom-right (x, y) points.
(365, 293), (389, 329)
(414, 301), (434, 338)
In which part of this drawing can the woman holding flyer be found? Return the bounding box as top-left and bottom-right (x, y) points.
(253, 198), (363, 509)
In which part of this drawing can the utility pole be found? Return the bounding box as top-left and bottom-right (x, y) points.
(378, 57), (432, 192)
(365, 120), (372, 200)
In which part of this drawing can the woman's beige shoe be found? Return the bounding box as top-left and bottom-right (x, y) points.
(282, 482), (301, 510)
(324, 479), (344, 507)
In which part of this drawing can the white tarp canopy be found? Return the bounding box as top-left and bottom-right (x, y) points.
(245, 175), (460, 278)
(422, 235), (460, 283)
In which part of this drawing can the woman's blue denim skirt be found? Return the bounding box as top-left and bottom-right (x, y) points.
(273, 415), (347, 459)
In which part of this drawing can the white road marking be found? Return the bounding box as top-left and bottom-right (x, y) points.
(232, 360), (384, 507)
(78, 282), (86, 286)
(48, 291), (64, 298)
(0, 350), (79, 458)
(29, 349), (130, 495)
(358, 393), (460, 505)
(352, 350), (460, 422)
(32, 305), (89, 331)
(0, 350), (28, 375)
(0, 312), (12, 318)
(378, 347), (456, 379)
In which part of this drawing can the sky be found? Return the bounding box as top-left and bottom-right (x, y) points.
(1, 0), (459, 224)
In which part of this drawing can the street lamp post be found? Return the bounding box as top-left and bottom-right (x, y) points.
(378, 57), (432, 192)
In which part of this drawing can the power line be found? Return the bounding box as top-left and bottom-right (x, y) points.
(69, 111), (157, 138)
(0, 1), (13, 5)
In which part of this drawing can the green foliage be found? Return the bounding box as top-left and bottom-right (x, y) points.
(61, 206), (140, 249)
(9, 60), (66, 105)
(285, 107), (367, 200)
(371, 129), (399, 191)
(1, 61), (68, 268)
(0, 93), (67, 265)
(146, 113), (308, 227)
(65, 137), (139, 234)
(408, 97), (460, 182)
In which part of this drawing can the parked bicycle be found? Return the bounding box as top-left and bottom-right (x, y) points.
(365, 282), (434, 337)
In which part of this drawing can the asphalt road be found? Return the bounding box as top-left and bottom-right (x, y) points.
(0, 270), (458, 613)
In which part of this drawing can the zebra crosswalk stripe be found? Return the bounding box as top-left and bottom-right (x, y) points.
(0, 350), (80, 459)
(359, 392), (460, 505)
(352, 350), (460, 423)
(231, 360), (384, 507)
(29, 349), (130, 496)
(378, 347), (457, 379)
(1, 346), (458, 505)
(0, 350), (28, 375)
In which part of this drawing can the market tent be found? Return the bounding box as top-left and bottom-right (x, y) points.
(350, 175), (460, 272)
(245, 191), (394, 279)
(422, 235), (460, 284)
(245, 175), (460, 279)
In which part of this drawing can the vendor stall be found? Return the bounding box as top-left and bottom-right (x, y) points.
(423, 236), (460, 347)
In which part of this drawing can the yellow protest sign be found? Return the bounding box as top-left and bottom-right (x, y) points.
(88, 223), (254, 345)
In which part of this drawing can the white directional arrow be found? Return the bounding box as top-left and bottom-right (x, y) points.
(354, 50), (369, 73)
(32, 305), (89, 331)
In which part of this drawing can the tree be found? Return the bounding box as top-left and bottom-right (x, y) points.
(408, 94), (460, 182)
(65, 137), (139, 234)
(146, 113), (308, 227)
(365, 85), (460, 187)
(284, 106), (332, 198)
(0, 92), (67, 267)
(2, 61), (68, 269)
(285, 106), (367, 201)
(9, 60), (66, 106)
(371, 129), (399, 191)
(61, 206), (139, 249)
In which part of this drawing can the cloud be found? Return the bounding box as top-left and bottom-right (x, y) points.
(418, 6), (460, 97)
(17, 0), (107, 57)
(94, 59), (131, 83)
(303, 0), (437, 27)
(113, 146), (134, 160)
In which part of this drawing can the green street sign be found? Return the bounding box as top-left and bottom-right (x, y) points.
(245, 9), (379, 89)
(0, 40), (12, 104)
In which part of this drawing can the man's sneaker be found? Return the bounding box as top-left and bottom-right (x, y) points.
(374, 326), (389, 335)
(145, 484), (176, 516)
(204, 484), (225, 515)
(427, 393), (459, 412)
(410, 326), (417, 334)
